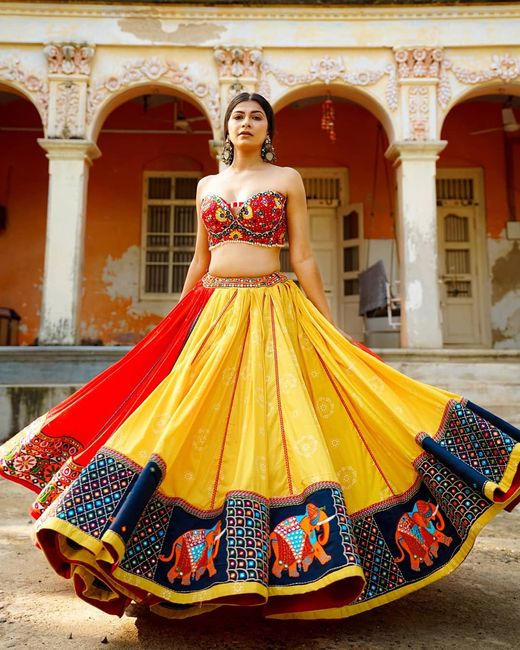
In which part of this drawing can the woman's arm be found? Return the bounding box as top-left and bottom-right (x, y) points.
(285, 167), (336, 325)
(179, 178), (211, 299)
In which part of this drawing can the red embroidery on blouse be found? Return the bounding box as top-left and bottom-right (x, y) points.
(200, 190), (287, 249)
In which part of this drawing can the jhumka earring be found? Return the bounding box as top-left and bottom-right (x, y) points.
(261, 134), (276, 163)
(221, 135), (234, 165)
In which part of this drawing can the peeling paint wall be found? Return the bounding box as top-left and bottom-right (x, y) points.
(1, 92), (519, 347)
(440, 101), (520, 347)
(489, 239), (520, 348)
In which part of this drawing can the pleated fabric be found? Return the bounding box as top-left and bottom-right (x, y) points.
(1, 272), (519, 620)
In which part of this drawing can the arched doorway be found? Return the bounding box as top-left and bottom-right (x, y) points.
(274, 87), (396, 342)
(83, 89), (214, 344)
(439, 88), (520, 348)
(0, 86), (46, 345)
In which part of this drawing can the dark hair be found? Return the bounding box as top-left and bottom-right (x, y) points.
(223, 92), (275, 140)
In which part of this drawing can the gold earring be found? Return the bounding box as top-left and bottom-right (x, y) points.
(261, 134), (276, 163)
(221, 135), (234, 165)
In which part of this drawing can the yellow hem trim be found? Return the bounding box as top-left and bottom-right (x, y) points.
(35, 516), (365, 607)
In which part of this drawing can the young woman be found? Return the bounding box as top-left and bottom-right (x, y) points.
(0, 92), (518, 621)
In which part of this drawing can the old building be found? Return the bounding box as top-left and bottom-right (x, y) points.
(0, 0), (519, 350)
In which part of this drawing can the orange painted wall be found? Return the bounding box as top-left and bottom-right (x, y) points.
(0, 94), (46, 345)
(277, 100), (395, 239)
(1, 93), (517, 344)
(439, 101), (519, 238)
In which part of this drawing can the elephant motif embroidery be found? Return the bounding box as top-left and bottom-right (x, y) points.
(394, 500), (453, 571)
(159, 520), (225, 585)
(269, 503), (334, 578)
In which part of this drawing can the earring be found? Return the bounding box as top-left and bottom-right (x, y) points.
(221, 135), (234, 165)
(261, 134), (276, 163)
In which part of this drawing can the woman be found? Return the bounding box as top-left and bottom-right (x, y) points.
(0, 92), (518, 621)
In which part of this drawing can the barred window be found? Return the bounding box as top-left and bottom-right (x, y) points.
(141, 172), (200, 297)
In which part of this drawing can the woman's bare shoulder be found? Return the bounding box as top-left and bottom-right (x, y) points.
(277, 166), (304, 192)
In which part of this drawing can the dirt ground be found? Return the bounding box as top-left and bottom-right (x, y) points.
(0, 479), (518, 650)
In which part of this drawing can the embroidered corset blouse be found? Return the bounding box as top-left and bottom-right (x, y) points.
(200, 190), (287, 250)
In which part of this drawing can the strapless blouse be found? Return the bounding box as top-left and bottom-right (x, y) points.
(200, 190), (287, 250)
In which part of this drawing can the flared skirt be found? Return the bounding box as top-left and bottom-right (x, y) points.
(1, 272), (519, 620)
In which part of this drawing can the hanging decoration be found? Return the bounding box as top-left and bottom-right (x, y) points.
(321, 94), (336, 142)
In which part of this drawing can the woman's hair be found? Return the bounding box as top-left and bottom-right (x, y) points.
(223, 92), (275, 140)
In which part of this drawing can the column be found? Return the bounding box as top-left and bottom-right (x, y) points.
(386, 140), (447, 349)
(37, 139), (100, 344)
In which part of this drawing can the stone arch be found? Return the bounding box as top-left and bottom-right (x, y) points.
(440, 81), (520, 133)
(272, 82), (396, 143)
(0, 65), (47, 130)
(86, 58), (220, 141)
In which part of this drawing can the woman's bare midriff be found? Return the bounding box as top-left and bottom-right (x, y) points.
(208, 242), (281, 277)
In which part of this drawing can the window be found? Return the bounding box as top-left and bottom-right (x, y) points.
(141, 172), (200, 298)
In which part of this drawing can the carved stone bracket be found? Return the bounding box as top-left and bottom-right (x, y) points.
(214, 46), (262, 80)
(43, 44), (95, 139)
(214, 46), (263, 100)
(86, 56), (220, 128)
(0, 58), (48, 125)
(392, 48), (452, 110)
(44, 43), (95, 76)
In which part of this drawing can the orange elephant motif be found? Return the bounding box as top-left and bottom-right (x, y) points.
(269, 503), (335, 578)
(395, 500), (453, 571)
(159, 520), (225, 585)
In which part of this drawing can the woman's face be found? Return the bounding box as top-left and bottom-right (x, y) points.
(227, 100), (269, 149)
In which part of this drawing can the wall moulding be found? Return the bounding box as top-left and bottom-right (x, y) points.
(2, 4), (520, 22)
(86, 56), (220, 129)
(0, 57), (48, 125)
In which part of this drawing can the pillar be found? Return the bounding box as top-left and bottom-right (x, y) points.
(37, 139), (100, 344)
(386, 140), (447, 349)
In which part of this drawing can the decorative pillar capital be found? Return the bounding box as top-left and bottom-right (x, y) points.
(392, 48), (450, 140)
(385, 139), (447, 164)
(44, 43), (95, 77)
(393, 47), (445, 81)
(43, 43), (95, 139)
(37, 138), (101, 164)
(214, 46), (263, 102)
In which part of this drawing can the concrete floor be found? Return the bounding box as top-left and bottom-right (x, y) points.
(0, 479), (518, 650)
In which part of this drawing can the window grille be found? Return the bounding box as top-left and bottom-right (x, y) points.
(142, 173), (200, 297)
(436, 177), (474, 203)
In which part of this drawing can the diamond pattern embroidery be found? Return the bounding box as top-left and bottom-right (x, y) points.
(440, 402), (515, 484)
(121, 495), (172, 580)
(417, 456), (490, 538)
(352, 516), (405, 602)
(55, 450), (135, 539)
(331, 486), (360, 566)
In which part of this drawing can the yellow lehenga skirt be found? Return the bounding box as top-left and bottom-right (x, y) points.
(1, 272), (519, 620)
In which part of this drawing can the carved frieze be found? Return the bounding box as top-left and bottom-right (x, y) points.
(447, 53), (520, 84)
(86, 57), (220, 127)
(0, 58), (48, 124)
(258, 55), (395, 108)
